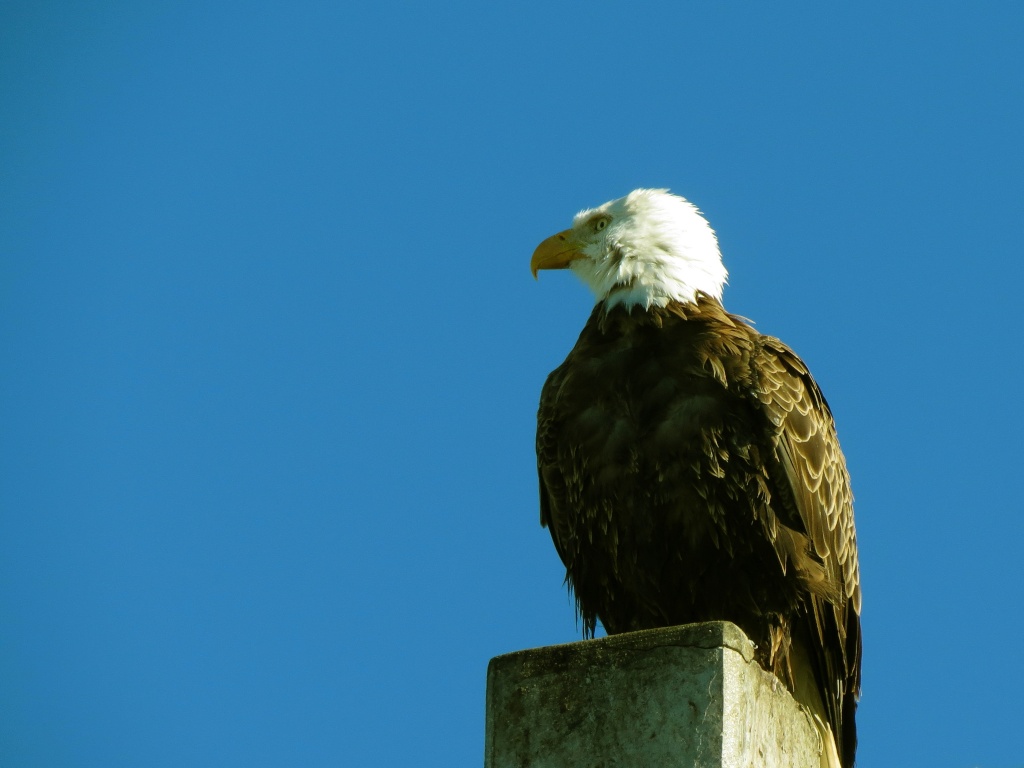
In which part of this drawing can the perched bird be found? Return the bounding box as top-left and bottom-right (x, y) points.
(532, 189), (861, 768)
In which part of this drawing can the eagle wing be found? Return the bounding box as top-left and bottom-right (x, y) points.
(536, 364), (577, 579)
(749, 335), (861, 764)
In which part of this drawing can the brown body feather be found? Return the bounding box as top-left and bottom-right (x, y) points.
(537, 294), (861, 766)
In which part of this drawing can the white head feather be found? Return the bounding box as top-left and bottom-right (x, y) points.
(566, 189), (727, 310)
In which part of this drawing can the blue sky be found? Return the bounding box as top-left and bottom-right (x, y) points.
(2, 2), (1023, 766)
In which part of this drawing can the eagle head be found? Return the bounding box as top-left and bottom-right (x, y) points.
(531, 188), (728, 310)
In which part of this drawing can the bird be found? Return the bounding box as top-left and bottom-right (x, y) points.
(531, 189), (861, 768)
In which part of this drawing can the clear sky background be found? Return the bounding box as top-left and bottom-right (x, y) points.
(2, 2), (1023, 766)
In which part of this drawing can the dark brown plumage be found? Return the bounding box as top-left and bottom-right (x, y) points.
(537, 295), (861, 766)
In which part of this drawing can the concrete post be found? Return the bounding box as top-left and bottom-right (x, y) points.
(484, 621), (823, 768)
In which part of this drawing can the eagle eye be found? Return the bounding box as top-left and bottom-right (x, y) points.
(594, 218), (609, 232)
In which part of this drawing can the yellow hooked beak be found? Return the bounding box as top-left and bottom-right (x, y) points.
(530, 229), (585, 278)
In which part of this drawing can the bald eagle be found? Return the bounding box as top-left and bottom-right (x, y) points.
(532, 189), (861, 768)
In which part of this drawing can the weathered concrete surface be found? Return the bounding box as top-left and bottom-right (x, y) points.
(484, 622), (823, 768)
